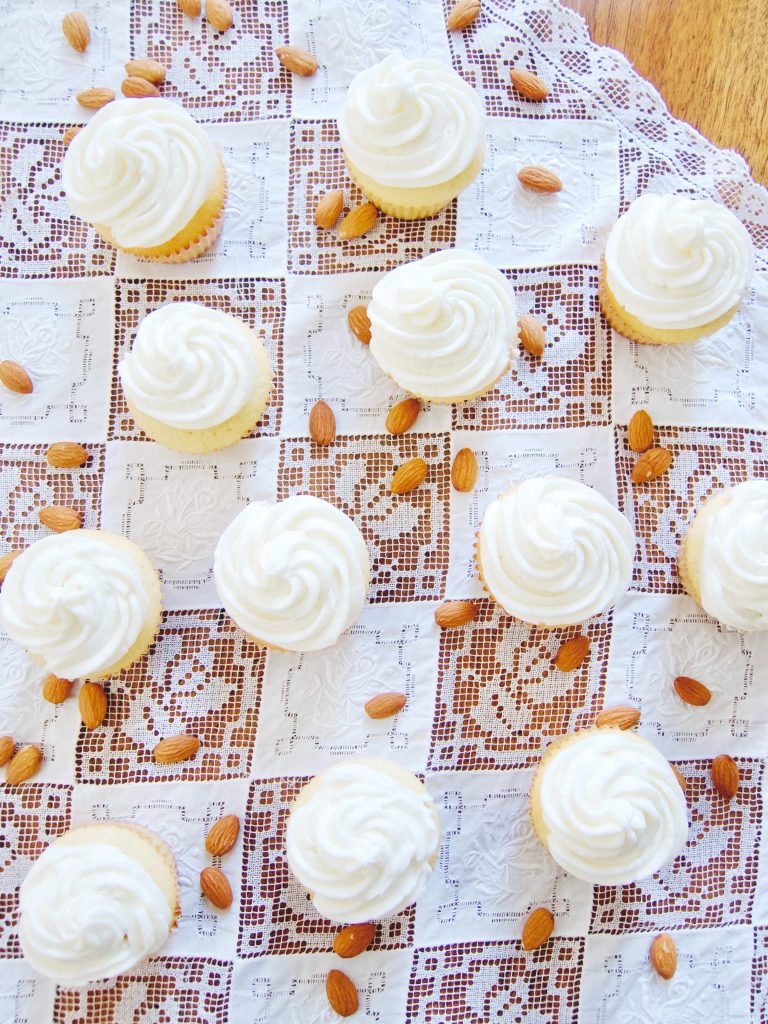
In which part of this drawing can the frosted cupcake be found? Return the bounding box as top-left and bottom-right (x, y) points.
(118, 302), (273, 454)
(337, 53), (485, 219)
(530, 729), (688, 884)
(476, 477), (635, 627)
(368, 249), (516, 402)
(599, 194), (753, 345)
(0, 530), (162, 680)
(19, 822), (179, 985)
(214, 495), (369, 652)
(678, 480), (768, 631)
(62, 98), (227, 263)
(285, 758), (440, 922)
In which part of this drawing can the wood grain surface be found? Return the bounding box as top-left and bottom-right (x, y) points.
(563, 0), (768, 184)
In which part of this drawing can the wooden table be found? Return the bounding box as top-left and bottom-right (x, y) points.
(563, 0), (768, 184)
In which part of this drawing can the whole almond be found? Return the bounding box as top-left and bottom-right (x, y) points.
(452, 447), (478, 492)
(326, 970), (359, 1018)
(62, 11), (90, 52)
(76, 88), (115, 110)
(671, 763), (688, 792)
(554, 634), (591, 672)
(0, 360), (33, 394)
(521, 907), (554, 951)
(0, 737), (14, 768)
(38, 506), (82, 532)
(6, 745), (43, 785)
(315, 190), (344, 230)
(0, 549), (24, 584)
(338, 202), (378, 240)
(205, 0), (233, 31)
(627, 409), (654, 453)
(447, 0), (481, 30)
(673, 675), (712, 707)
(348, 305), (372, 345)
(153, 734), (200, 763)
(177, 0), (201, 13)
(435, 600), (478, 628)
(650, 934), (677, 980)
(390, 457), (428, 494)
(364, 691), (407, 719)
(518, 165), (563, 194)
(509, 67), (549, 101)
(43, 674), (73, 705)
(276, 45), (318, 77)
(205, 814), (240, 856)
(46, 441), (89, 468)
(518, 315), (546, 356)
(79, 682), (107, 729)
(386, 398), (421, 435)
(595, 705), (640, 730)
(333, 922), (376, 959)
(711, 754), (739, 800)
(309, 400), (336, 446)
(121, 76), (160, 98)
(200, 866), (233, 909)
(63, 126), (82, 147)
(631, 447), (673, 483)
(125, 59), (167, 84)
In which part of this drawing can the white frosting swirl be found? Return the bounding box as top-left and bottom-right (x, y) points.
(0, 532), (153, 679)
(337, 53), (485, 188)
(19, 842), (173, 985)
(285, 761), (440, 922)
(214, 496), (369, 652)
(62, 98), (217, 249)
(535, 730), (688, 884)
(118, 302), (262, 430)
(605, 194), (754, 329)
(368, 250), (516, 401)
(478, 477), (635, 626)
(698, 480), (768, 631)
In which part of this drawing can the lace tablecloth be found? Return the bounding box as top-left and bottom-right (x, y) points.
(1, 0), (767, 1021)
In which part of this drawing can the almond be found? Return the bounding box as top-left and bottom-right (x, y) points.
(177, 0), (201, 13)
(390, 457), (428, 495)
(275, 45), (318, 77)
(205, 814), (240, 856)
(554, 634), (591, 672)
(517, 165), (563, 193)
(46, 441), (89, 468)
(671, 763), (688, 792)
(38, 506), (82, 532)
(200, 866), (233, 909)
(62, 11), (90, 52)
(650, 934), (677, 980)
(0, 549), (23, 585)
(76, 87), (115, 110)
(79, 682), (107, 729)
(205, 0), (233, 31)
(0, 360), (33, 394)
(509, 67), (549, 101)
(386, 398), (421, 435)
(447, 0), (481, 30)
(6, 744), (43, 785)
(627, 409), (654, 453)
(0, 737), (14, 768)
(43, 674), (73, 705)
(121, 76), (160, 98)
(333, 922), (376, 958)
(595, 705), (640, 730)
(153, 734), (200, 763)
(63, 126), (82, 147)
(711, 754), (739, 800)
(518, 315), (546, 356)
(347, 305), (372, 345)
(452, 447), (478, 492)
(338, 202), (378, 240)
(631, 447), (673, 483)
(673, 675), (711, 707)
(364, 691), (407, 719)
(521, 907), (554, 951)
(315, 190), (344, 230)
(125, 59), (167, 84)
(326, 970), (359, 1018)
(309, 400), (336, 446)
(435, 599), (478, 628)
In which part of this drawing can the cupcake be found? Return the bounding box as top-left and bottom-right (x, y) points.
(678, 480), (768, 631)
(19, 822), (179, 985)
(0, 530), (162, 680)
(214, 495), (369, 652)
(530, 729), (688, 884)
(476, 477), (635, 627)
(285, 758), (440, 922)
(118, 302), (273, 454)
(367, 249), (516, 403)
(599, 193), (754, 345)
(337, 53), (485, 219)
(61, 98), (227, 263)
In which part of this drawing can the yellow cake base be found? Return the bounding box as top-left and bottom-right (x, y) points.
(677, 487), (735, 608)
(530, 731), (591, 854)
